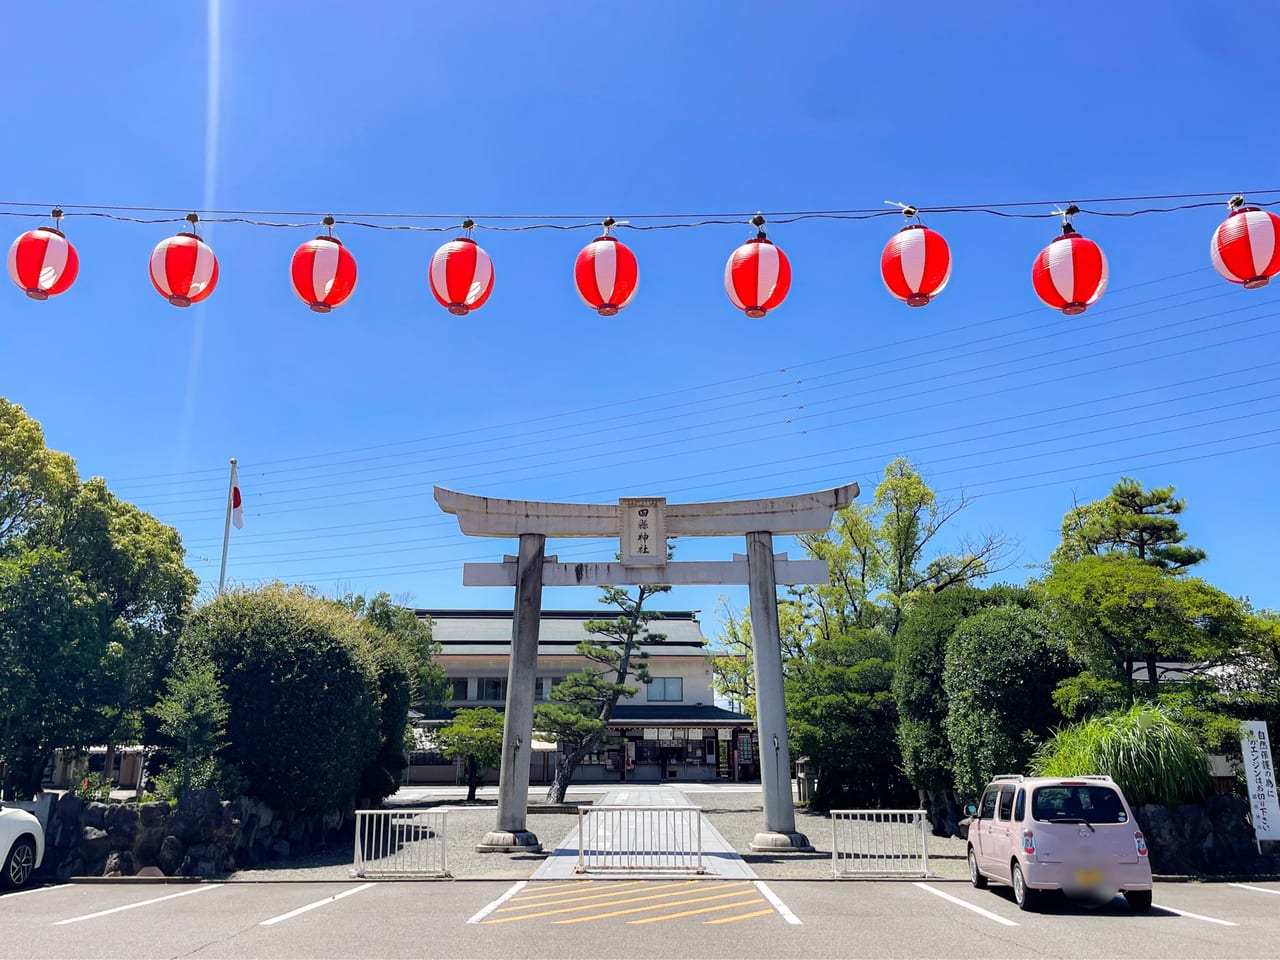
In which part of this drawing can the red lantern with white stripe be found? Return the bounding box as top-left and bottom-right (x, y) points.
(1032, 209), (1108, 315)
(725, 216), (791, 318)
(430, 222), (494, 316)
(150, 221), (219, 307)
(8, 212), (79, 300)
(575, 222), (638, 316)
(291, 224), (357, 313)
(1210, 196), (1280, 289)
(881, 218), (951, 307)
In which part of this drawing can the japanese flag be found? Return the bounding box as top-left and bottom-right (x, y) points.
(230, 461), (244, 530)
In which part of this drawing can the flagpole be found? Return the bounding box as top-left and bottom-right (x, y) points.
(218, 457), (237, 595)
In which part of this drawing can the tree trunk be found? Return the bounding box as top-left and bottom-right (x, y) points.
(103, 741), (117, 786)
(465, 756), (479, 802)
(1145, 645), (1159, 695)
(546, 742), (592, 804)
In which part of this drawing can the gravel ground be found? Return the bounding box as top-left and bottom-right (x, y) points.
(226, 786), (969, 882)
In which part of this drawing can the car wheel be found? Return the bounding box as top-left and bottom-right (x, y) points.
(1011, 861), (1038, 912)
(1125, 889), (1152, 913)
(2, 836), (37, 890)
(967, 847), (987, 889)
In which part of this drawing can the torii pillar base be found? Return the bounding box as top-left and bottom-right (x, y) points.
(750, 831), (815, 853)
(475, 830), (542, 854)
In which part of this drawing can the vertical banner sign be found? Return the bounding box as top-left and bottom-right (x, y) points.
(1240, 721), (1280, 843)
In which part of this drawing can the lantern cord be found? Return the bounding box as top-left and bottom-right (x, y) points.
(0, 189), (1277, 233)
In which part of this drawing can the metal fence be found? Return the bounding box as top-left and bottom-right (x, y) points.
(576, 805), (705, 874)
(352, 809), (448, 878)
(830, 808), (931, 878)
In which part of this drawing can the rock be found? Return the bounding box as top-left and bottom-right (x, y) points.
(139, 801), (170, 829)
(136, 866), (165, 878)
(158, 835), (185, 876)
(51, 794), (84, 850)
(324, 808), (343, 832)
(270, 839), (290, 859)
(134, 828), (165, 865)
(82, 802), (107, 829)
(103, 851), (138, 877)
(103, 803), (140, 849)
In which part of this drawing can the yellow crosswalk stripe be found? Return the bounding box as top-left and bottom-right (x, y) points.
(628, 897), (767, 924)
(484, 882), (741, 924)
(502, 880), (670, 906)
(703, 907), (777, 925)
(552, 888), (760, 925)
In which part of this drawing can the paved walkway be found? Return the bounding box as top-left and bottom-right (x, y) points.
(531, 785), (756, 880)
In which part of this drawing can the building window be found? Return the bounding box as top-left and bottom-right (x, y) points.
(647, 677), (683, 702)
(479, 677), (507, 701)
(449, 678), (468, 701)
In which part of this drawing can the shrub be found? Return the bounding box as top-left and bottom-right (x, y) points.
(1031, 702), (1212, 806)
(177, 585), (382, 814)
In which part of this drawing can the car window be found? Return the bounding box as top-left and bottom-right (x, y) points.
(978, 786), (999, 819)
(1014, 788), (1026, 821)
(1032, 784), (1129, 823)
(997, 784), (1015, 821)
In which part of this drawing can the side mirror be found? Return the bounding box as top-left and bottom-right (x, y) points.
(964, 803), (978, 817)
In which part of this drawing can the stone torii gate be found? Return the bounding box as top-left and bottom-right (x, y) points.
(434, 482), (859, 854)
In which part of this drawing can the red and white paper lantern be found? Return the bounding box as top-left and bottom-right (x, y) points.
(725, 237), (791, 318)
(1032, 231), (1108, 315)
(150, 233), (219, 307)
(8, 227), (79, 300)
(575, 235), (639, 316)
(291, 236), (358, 313)
(429, 237), (494, 316)
(881, 224), (952, 307)
(1210, 206), (1280, 289)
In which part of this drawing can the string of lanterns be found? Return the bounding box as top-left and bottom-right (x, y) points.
(7, 196), (1280, 317)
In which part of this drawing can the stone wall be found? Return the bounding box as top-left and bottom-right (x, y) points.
(1133, 793), (1278, 877)
(41, 789), (350, 879)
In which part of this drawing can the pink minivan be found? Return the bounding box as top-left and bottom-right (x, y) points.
(965, 775), (1152, 912)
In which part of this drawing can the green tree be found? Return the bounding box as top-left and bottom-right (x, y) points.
(435, 707), (504, 802)
(535, 584), (666, 804)
(943, 605), (1072, 798)
(1051, 477), (1206, 572)
(797, 458), (1014, 641)
(343, 593), (446, 712)
(784, 630), (908, 810)
(0, 399), (78, 544)
(0, 548), (113, 798)
(177, 585), (382, 814)
(147, 657), (238, 798)
(1042, 555), (1246, 695)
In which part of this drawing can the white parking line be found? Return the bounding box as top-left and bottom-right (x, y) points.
(468, 881), (527, 924)
(1228, 882), (1280, 896)
(260, 883), (375, 926)
(1153, 903), (1238, 926)
(754, 880), (802, 925)
(54, 884), (222, 924)
(2, 884), (67, 900)
(912, 882), (1019, 927)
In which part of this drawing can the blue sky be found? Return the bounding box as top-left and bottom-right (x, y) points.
(3, 2), (1279, 633)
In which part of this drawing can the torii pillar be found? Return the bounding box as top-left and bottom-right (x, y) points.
(435, 482), (859, 853)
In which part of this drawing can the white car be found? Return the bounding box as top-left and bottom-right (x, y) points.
(0, 806), (45, 889)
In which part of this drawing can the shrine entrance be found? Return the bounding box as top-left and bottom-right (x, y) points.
(434, 482), (858, 853)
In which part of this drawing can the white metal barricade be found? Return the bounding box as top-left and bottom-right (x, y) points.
(352, 809), (448, 877)
(576, 805), (705, 874)
(831, 809), (931, 877)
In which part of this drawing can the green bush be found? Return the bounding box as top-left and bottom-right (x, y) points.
(1031, 702), (1211, 806)
(943, 605), (1072, 797)
(177, 585), (382, 814)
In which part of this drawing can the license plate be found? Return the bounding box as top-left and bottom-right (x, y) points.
(1074, 869), (1104, 886)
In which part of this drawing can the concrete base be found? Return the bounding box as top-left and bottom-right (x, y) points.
(749, 830), (815, 853)
(475, 830), (542, 853)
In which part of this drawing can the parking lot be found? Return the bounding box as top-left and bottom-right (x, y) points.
(2, 877), (1278, 959)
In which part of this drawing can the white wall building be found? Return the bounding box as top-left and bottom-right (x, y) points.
(410, 609), (757, 784)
